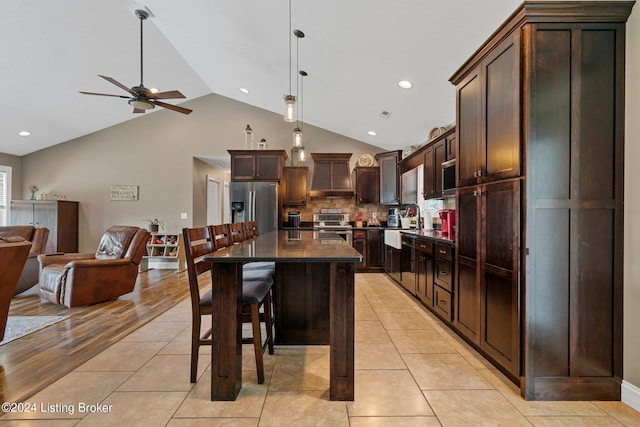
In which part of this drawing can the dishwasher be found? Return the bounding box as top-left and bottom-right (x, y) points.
(400, 234), (416, 295)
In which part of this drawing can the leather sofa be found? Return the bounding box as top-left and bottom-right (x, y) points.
(0, 241), (32, 341)
(0, 226), (49, 295)
(38, 225), (150, 308)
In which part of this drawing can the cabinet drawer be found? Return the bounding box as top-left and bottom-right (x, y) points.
(434, 260), (452, 291)
(435, 243), (453, 261)
(415, 238), (433, 254)
(434, 285), (452, 321)
(353, 230), (367, 239)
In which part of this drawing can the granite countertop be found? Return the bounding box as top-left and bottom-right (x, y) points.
(400, 229), (455, 245)
(204, 230), (362, 263)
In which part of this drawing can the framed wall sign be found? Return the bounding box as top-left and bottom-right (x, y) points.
(110, 185), (139, 201)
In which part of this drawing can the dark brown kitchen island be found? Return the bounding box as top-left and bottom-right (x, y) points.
(204, 230), (362, 401)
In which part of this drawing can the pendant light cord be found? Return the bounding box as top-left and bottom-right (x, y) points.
(288, 0), (292, 96)
(296, 32), (300, 128)
(140, 14), (144, 86)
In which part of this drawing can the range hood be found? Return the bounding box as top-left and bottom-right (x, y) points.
(310, 153), (354, 197)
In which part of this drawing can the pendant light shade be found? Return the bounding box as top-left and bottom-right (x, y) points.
(284, 95), (297, 122)
(293, 127), (302, 146)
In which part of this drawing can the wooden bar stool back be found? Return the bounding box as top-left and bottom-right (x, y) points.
(210, 224), (230, 250)
(227, 222), (246, 244)
(242, 221), (255, 238)
(182, 226), (274, 384)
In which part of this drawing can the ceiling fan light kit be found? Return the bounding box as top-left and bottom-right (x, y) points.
(79, 9), (192, 115)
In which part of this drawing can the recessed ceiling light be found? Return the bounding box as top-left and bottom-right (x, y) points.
(368, 131), (377, 136)
(240, 87), (249, 94)
(398, 80), (413, 89)
(18, 131), (31, 137)
(149, 87), (159, 94)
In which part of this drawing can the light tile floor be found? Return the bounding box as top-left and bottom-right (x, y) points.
(2, 273), (640, 426)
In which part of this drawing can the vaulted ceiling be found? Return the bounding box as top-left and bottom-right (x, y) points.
(1, 0), (522, 156)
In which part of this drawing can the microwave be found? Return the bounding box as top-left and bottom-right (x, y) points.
(441, 159), (456, 196)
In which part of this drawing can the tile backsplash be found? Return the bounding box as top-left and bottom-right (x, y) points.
(281, 198), (387, 224)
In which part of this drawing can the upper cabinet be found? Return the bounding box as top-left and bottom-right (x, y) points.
(282, 166), (308, 206)
(456, 32), (520, 188)
(422, 127), (455, 200)
(228, 150), (287, 181)
(354, 166), (380, 205)
(376, 150), (402, 205)
(310, 153), (353, 197)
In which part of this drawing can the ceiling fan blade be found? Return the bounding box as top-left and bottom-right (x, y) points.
(152, 90), (186, 100)
(79, 91), (131, 98)
(133, 108), (146, 114)
(98, 75), (136, 95)
(154, 100), (192, 115)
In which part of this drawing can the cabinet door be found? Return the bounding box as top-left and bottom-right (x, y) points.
(483, 35), (520, 181)
(446, 135), (456, 161)
(353, 232), (367, 271)
(455, 186), (480, 343)
(367, 229), (383, 269)
(433, 140), (446, 198)
(33, 202), (58, 253)
(378, 152), (400, 205)
(416, 242), (434, 307)
(457, 70), (482, 187)
(283, 167), (308, 206)
(356, 167), (380, 205)
(231, 155), (256, 181)
(255, 155), (282, 180)
(422, 147), (435, 199)
(481, 180), (520, 376)
(10, 202), (34, 226)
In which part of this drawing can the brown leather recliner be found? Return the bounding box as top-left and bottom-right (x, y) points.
(0, 225), (49, 296)
(38, 226), (150, 308)
(0, 241), (32, 341)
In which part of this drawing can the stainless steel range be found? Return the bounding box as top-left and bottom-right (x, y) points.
(313, 210), (352, 245)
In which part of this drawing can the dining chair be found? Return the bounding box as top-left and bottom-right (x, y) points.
(242, 221), (254, 238)
(182, 226), (274, 384)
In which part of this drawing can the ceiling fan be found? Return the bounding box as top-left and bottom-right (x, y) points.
(79, 9), (192, 115)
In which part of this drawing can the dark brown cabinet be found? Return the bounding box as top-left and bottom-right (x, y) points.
(353, 228), (383, 272)
(376, 151), (402, 205)
(456, 32), (520, 188)
(415, 238), (434, 307)
(454, 181), (520, 376)
(228, 150), (287, 181)
(354, 167), (380, 205)
(422, 127), (455, 200)
(384, 244), (401, 283)
(450, 1), (630, 400)
(282, 167), (308, 206)
(11, 200), (79, 253)
(353, 230), (367, 272)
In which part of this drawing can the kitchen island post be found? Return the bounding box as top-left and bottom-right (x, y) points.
(203, 230), (362, 401)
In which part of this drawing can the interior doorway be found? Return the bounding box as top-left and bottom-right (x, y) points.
(206, 175), (221, 226)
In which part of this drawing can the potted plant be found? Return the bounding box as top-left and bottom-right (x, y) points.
(143, 218), (164, 233)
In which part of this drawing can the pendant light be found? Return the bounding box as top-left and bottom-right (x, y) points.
(292, 69), (308, 165)
(283, 0), (302, 122)
(292, 29), (305, 148)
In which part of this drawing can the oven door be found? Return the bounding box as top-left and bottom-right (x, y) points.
(313, 229), (353, 245)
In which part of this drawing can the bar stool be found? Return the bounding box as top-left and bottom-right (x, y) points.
(227, 222), (246, 244)
(182, 226), (274, 384)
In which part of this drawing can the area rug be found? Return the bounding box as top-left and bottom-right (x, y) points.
(0, 315), (69, 345)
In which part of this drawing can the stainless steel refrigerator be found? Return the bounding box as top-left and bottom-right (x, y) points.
(229, 182), (279, 234)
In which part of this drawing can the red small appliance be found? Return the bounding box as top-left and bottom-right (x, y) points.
(438, 209), (456, 235)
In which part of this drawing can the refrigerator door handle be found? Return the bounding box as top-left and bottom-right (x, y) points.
(250, 191), (256, 222)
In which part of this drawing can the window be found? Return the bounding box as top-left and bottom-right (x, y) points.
(0, 166), (11, 226)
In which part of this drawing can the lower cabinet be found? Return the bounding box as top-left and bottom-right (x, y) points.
(353, 229), (383, 272)
(384, 244), (401, 283)
(415, 238), (434, 306)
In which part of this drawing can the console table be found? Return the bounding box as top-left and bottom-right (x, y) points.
(203, 230), (362, 401)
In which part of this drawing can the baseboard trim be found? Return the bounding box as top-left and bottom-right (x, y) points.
(622, 380), (640, 412)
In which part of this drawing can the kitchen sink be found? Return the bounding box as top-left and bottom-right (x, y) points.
(384, 229), (402, 249)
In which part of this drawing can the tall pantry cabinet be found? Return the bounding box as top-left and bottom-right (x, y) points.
(450, 1), (632, 401)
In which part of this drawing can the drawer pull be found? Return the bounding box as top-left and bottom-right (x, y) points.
(420, 244), (427, 249)
(440, 271), (447, 276)
(439, 249), (446, 254)
(439, 299), (447, 305)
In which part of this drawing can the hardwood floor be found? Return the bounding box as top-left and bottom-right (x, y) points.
(0, 269), (190, 404)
